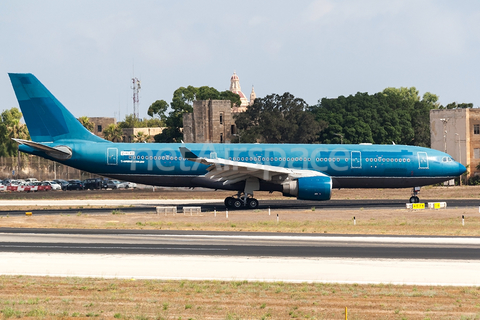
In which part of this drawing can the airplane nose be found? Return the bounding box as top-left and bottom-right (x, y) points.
(457, 163), (467, 176)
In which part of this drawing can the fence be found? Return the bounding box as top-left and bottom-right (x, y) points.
(0, 155), (99, 181)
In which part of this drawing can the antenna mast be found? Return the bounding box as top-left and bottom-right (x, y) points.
(131, 77), (141, 120)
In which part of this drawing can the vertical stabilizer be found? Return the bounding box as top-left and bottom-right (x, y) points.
(8, 73), (106, 143)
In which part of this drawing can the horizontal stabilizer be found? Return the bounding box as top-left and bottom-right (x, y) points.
(179, 147), (198, 159)
(13, 138), (72, 160)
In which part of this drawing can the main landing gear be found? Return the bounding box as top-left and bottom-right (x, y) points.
(224, 193), (259, 209)
(409, 186), (421, 203)
(224, 177), (260, 210)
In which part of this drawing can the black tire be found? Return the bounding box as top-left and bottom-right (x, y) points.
(409, 196), (420, 203)
(224, 197), (235, 207)
(247, 198), (259, 209)
(233, 199), (243, 209)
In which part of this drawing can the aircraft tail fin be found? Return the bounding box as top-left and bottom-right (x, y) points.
(8, 73), (106, 143)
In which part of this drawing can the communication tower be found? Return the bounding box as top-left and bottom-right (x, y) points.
(131, 77), (141, 119)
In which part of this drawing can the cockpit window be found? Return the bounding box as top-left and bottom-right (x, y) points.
(442, 157), (447, 162)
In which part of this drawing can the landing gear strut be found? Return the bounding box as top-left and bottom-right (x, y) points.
(409, 187), (421, 203)
(224, 192), (259, 209)
(224, 177), (260, 210)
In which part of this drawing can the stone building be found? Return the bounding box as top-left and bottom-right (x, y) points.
(430, 108), (480, 178)
(183, 100), (235, 143)
(121, 127), (165, 143)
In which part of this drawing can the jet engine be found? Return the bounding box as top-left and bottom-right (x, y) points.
(282, 176), (332, 201)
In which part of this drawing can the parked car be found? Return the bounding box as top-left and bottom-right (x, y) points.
(36, 181), (52, 191)
(83, 178), (103, 190)
(64, 180), (85, 191)
(105, 180), (120, 189)
(119, 181), (137, 189)
(53, 179), (69, 190)
(24, 182), (38, 192)
(43, 181), (61, 191)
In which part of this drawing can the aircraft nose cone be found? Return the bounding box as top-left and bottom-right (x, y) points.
(458, 163), (467, 176)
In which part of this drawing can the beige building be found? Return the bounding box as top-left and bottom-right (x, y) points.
(183, 100), (235, 143)
(121, 127), (165, 143)
(430, 108), (480, 178)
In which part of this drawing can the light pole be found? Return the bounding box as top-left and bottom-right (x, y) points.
(455, 133), (462, 186)
(440, 118), (449, 153)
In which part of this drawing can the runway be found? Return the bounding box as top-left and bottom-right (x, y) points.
(0, 198), (479, 215)
(1, 229), (480, 285)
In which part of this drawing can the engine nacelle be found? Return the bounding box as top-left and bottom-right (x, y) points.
(282, 176), (332, 201)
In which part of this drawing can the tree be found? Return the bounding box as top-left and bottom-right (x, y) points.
(154, 86), (241, 143)
(234, 93), (326, 143)
(441, 102), (473, 109)
(118, 114), (143, 129)
(103, 123), (123, 142)
(0, 108), (30, 157)
(310, 87), (440, 147)
(134, 131), (151, 143)
(78, 116), (94, 132)
(147, 100), (169, 122)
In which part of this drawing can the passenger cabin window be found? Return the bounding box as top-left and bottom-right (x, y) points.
(474, 124), (480, 135)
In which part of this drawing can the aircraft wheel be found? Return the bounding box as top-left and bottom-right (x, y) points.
(233, 199), (243, 209)
(224, 197), (235, 207)
(247, 198), (259, 209)
(409, 196), (420, 203)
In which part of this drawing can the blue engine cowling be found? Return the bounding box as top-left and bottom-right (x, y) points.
(282, 176), (332, 201)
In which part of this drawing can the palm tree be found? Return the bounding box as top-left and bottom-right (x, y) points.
(78, 116), (94, 132)
(134, 131), (151, 143)
(103, 124), (123, 142)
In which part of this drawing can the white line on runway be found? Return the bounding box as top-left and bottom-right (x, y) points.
(140, 234), (480, 245)
(0, 199), (221, 206)
(1, 252), (479, 286)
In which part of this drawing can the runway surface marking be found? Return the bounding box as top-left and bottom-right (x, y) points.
(2, 232), (480, 245)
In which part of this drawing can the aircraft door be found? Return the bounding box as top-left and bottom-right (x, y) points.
(417, 152), (429, 169)
(107, 148), (118, 165)
(351, 151), (362, 168)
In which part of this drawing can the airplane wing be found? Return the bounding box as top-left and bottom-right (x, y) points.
(179, 147), (327, 185)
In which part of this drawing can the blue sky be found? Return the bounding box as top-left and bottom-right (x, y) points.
(1, 0), (480, 119)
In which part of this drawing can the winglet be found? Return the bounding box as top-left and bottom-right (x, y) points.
(179, 147), (198, 159)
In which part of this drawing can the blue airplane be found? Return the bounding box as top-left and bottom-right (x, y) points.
(8, 73), (466, 208)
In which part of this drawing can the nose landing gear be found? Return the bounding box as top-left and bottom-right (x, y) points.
(409, 187), (421, 203)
